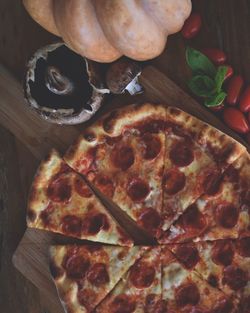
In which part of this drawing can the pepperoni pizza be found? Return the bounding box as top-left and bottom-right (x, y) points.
(161, 246), (235, 313)
(26, 103), (250, 313)
(96, 247), (163, 313)
(160, 151), (250, 243)
(64, 104), (166, 238)
(49, 244), (147, 312)
(167, 238), (250, 312)
(27, 150), (133, 246)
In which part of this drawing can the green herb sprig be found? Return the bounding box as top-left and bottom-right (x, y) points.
(186, 47), (228, 107)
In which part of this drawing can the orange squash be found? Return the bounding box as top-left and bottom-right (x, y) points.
(23, 0), (192, 63)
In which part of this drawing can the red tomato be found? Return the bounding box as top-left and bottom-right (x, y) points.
(210, 103), (225, 112)
(226, 75), (244, 105)
(223, 108), (249, 134)
(224, 65), (234, 81)
(239, 86), (250, 112)
(201, 48), (227, 65)
(181, 13), (202, 39)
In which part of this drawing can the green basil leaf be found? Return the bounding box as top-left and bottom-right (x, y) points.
(204, 91), (227, 107)
(188, 75), (216, 97)
(215, 66), (228, 92)
(186, 47), (217, 78)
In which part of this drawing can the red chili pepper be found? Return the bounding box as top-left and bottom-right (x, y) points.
(210, 103), (225, 112)
(181, 13), (202, 39)
(223, 108), (249, 134)
(224, 65), (234, 81)
(201, 48), (227, 65)
(239, 86), (250, 113)
(226, 75), (244, 105)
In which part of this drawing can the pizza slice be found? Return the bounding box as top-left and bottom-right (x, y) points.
(162, 106), (246, 231)
(160, 151), (250, 243)
(27, 149), (133, 246)
(64, 103), (166, 238)
(167, 238), (250, 311)
(49, 244), (148, 313)
(95, 246), (163, 313)
(161, 246), (235, 313)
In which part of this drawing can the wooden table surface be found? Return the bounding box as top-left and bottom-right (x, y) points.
(1, 1), (250, 312)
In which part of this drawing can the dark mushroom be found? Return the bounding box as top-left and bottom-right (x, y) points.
(24, 42), (109, 125)
(105, 57), (143, 95)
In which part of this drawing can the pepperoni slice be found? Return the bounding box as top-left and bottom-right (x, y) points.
(127, 179), (150, 202)
(163, 169), (186, 195)
(111, 145), (134, 170)
(129, 261), (155, 289)
(82, 213), (110, 235)
(94, 175), (115, 198)
(61, 215), (82, 236)
(111, 295), (136, 313)
(135, 119), (165, 134)
(175, 283), (200, 307)
(224, 165), (239, 182)
(77, 288), (97, 310)
(49, 261), (63, 279)
(215, 204), (239, 228)
(211, 240), (234, 266)
(145, 294), (168, 313)
(47, 175), (72, 203)
(203, 170), (223, 196)
(208, 274), (218, 288)
(181, 204), (207, 233)
(138, 208), (161, 235)
(141, 134), (161, 160)
(236, 237), (250, 257)
(169, 141), (194, 167)
(223, 265), (248, 290)
(64, 254), (90, 280)
(87, 263), (109, 286)
(212, 299), (233, 313)
(175, 244), (200, 269)
(74, 176), (92, 198)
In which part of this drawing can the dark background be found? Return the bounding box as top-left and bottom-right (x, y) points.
(1, 1), (250, 312)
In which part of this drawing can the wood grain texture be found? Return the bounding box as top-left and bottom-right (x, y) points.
(1, 0), (250, 312)
(0, 127), (42, 313)
(12, 64), (249, 313)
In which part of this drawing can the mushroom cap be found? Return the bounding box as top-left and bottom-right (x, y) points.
(24, 43), (109, 125)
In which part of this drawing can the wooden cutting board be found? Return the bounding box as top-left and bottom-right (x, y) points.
(6, 65), (248, 313)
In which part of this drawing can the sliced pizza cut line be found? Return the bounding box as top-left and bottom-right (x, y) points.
(162, 105), (246, 232)
(95, 246), (163, 313)
(27, 149), (133, 246)
(167, 238), (250, 311)
(161, 245), (237, 313)
(165, 106), (246, 167)
(49, 244), (148, 313)
(64, 103), (167, 239)
(159, 151), (250, 244)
